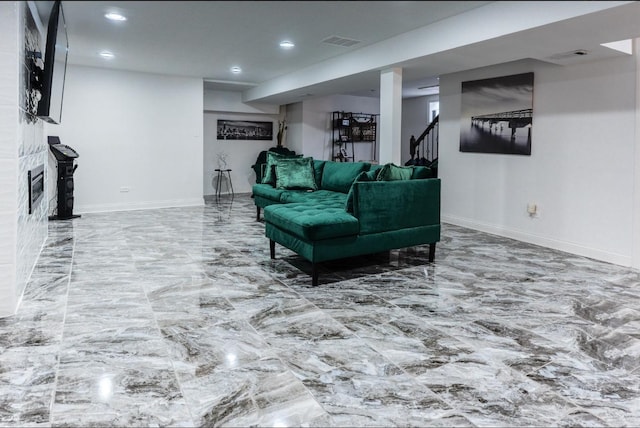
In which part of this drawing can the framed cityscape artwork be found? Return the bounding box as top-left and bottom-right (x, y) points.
(217, 119), (273, 141)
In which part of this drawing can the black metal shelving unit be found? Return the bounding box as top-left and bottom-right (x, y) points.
(331, 111), (377, 162)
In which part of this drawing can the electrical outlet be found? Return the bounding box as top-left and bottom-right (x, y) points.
(119, 187), (130, 193)
(527, 203), (538, 217)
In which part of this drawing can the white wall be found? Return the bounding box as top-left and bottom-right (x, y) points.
(634, 40), (640, 270)
(54, 65), (204, 213)
(0, 1), (48, 317)
(204, 93), (381, 196)
(203, 112), (278, 195)
(0, 1), (20, 316)
(284, 102), (303, 155)
(291, 94), (380, 162)
(439, 56), (637, 266)
(17, 1), (48, 312)
(203, 90), (281, 195)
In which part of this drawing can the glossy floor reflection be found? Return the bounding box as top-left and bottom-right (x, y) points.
(2, 194), (640, 427)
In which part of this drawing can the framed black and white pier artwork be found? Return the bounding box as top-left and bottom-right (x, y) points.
(217, 119), (273, 141)
(460, 72), (533, 155)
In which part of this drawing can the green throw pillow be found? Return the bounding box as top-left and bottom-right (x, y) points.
(263, 152), (302, 186)
(411, 166), (432, 179)
(377, 163), (413, 181)
(345, 171), (373, 213)
(365, 167), (381, 181)
(321, 161), (370, 193)
(275, 157), (318, 190)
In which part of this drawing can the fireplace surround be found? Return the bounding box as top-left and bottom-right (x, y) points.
(28, 164), (44, 215)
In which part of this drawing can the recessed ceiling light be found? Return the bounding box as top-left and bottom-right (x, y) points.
(104, 12), (127, 21)
(99, 51), (115, 59)
(230, 66), (242, 74)
(279, 40), (295, 49)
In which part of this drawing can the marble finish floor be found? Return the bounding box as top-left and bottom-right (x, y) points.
(2, 194), (640, 427)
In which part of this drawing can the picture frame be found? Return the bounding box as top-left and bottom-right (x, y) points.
(459, 72), (533, 155)
(217, 119), (273, 141)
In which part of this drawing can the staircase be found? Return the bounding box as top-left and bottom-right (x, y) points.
(406, 115), (439, 177)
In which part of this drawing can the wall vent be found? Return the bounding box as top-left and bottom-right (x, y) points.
(321, 35), (361, 47)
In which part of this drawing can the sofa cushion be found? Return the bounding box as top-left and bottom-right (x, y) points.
(411, 166), (432, 179)
(265, 203), (359, 241)
(276, 157), (317, 190)
(280, 189), (346, 206)
(312, 160), (326, 189)
(263, 152), (303, 186)
(377, 163), (413, 181)
(320, 161), (370, 193)
(253, 183), (287, 202)
(345, 171), (373, 213)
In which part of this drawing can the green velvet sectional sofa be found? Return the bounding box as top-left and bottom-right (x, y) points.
(252, 157), (441, 285)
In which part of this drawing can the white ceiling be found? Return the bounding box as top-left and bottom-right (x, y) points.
(35, 1), (640, 105)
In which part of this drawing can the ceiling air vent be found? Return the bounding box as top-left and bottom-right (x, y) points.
(322, 35), (361, 47)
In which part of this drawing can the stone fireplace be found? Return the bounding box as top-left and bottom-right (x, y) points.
(28, 164), (44, 214)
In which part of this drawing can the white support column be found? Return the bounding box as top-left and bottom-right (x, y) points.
(632, 37), (640, 269)
(378, 68), (403, 165)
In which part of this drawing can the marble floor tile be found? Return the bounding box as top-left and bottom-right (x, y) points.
(0, 346), (58, 426)
(160, 318), (278, 377)
(416, 356), (577, 426)
(269, 335), (403, 381)
(527, 352), (640, 426)
(51, 358), (194, 427)
(177, 356), (329, 427)
(2, 193), (640, 426)
(302, 369), (458, 426)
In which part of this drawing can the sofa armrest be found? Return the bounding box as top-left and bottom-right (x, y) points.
(353, 179), (440, 234)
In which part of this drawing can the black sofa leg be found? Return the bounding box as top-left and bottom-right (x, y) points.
(312, 263), (318, 287)
(428, 243), (436, 262)
(256, 207), (261, 221)
(270, 239), (275, 259)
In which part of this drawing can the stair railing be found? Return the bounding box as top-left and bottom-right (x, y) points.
(408, 115), (439, 176)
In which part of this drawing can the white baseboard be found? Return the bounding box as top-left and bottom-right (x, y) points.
(442, 214), (632, 268)
(75, 198), (205, 214)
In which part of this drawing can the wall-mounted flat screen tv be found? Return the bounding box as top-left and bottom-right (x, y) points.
(37, 0), (68, 125)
